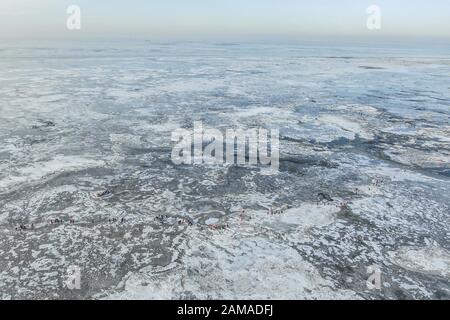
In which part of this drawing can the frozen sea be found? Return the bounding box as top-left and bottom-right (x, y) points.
(0, 41), (449, 299)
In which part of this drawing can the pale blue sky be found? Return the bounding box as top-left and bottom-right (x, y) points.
(1, 0), (449, 40)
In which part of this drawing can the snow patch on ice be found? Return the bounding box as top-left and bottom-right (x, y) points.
(317, 115), (374, 140)
(102, 235), (359, 300)
(389, 244), (450, 277)
(0, 156), (104, 191)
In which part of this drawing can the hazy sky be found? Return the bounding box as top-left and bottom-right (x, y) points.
(1, 0), (449, 41)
